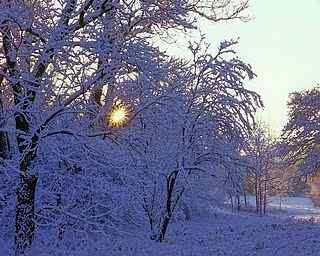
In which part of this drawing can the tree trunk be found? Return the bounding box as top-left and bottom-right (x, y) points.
(229, 193), (234, 209)
(0, 78), (10, 160)
(15, 173), (38, 256)
(14, 135), (39, 255)
(0, 131), (9, 160)
(56, 192), (66, 240)
(157, 170), (178, 242)
(158, 215), (170, 242)
(258, 179), (262, 215)
(2, 21), (39, 254)
(255, 176), (259, 213)
(237, 195), (241, 211)
(243, 187), (247, 208)
(263, 177), (267, 215)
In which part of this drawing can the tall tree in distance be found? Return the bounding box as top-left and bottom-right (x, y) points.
(281, 86), (320, 176)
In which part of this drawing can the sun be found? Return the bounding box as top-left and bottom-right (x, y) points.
(109, 106), (128, 127)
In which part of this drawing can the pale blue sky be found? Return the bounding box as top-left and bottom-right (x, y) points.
(166, 0), (320, 134)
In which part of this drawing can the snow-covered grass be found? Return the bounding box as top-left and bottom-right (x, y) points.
(2, 196), (320, 256)
(3, 200), (317, 256)
(51, 209), (320, 256)
(105, 204), (320, 256)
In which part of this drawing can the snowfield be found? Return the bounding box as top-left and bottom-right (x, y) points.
(62, 207), (320, 256)
(244, 195), (320, 220)
(1, 197), (318, 256)
(105, 202), (320, 256)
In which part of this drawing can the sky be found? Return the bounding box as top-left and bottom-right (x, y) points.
(166, 0), (320, 134)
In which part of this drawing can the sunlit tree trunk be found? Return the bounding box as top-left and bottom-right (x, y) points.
(263, 176), (267, 215)
(255, 176), (259, 213)
(258, 178), (263, 215)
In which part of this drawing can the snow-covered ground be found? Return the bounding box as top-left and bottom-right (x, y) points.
(108, 198), (320, 256)
(244, 195), (320, 220)
(2, 196), (320, 256)
(58, 205), (320, 256)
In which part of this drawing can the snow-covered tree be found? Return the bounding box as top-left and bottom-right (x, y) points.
(121, 39), (261, 240)
(281, 87), (320, 176)
(0, 0), (258, 254)
(244, 123), (277, 214)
